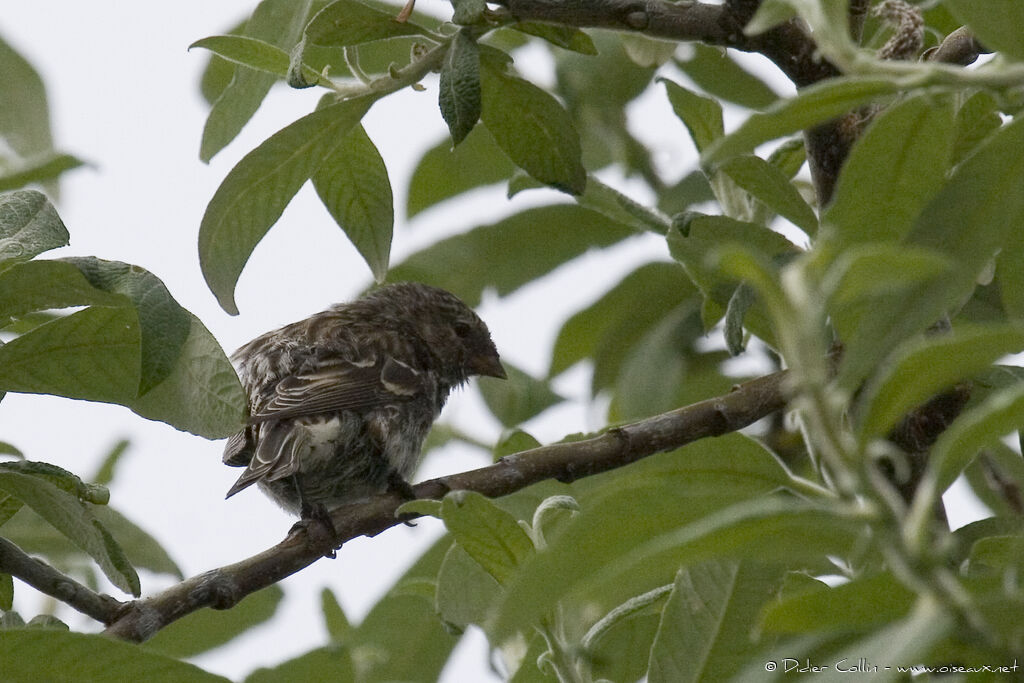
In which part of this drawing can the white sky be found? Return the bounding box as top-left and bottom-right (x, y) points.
(0, 2), (991, 680)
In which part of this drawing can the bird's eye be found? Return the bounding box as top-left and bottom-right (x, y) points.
(453, 322), (472, 338)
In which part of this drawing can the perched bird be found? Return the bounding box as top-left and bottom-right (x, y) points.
(223, 282), (505, 518)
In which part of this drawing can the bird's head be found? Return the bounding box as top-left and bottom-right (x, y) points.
(368, 282), (506, 383)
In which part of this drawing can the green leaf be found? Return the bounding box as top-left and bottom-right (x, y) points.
(814, 600), (952, 683)
(530, 494), (579, 537)
(0, 36), (54, 164)
(648, 562), (786, 683)
(0, 260), (121, 319)
(725, 282), (755, 356)
(451, 0), (486, 24)
(439, 30), (481, 146)
(609, 305), (728, 422)
(962, 442), (1024, 519)
(480, 53), (585, 194)
(0, 153), (84, 193)
(0, 258), (241, 436)
(126, 313), (247, 438)
(493, 493), (861, 643)
(702, 77), (900, 166)
(511, 23), (597, 55)
(440, 490), (535, 585)
(952, 91), (1002, 166)
(487, 436), (801, 640)
(65, 257), (191, 393)
(304, 0), (425, 46)
(969, 535), (1024, 576)
(0, 493), (29, 532)
(661, 79), (723, 153)
(667, 215), (800, 340)
(0, 572), (11, 611)
(396, 498), (442, 518)
(953, 517), (1024, 566)
(908, 114), (1024, 302)
(674, 44), (779, 110)
(436, 542), (502, 629)
(767, 138), (806, 179)
(553, 33), (655, 171)
(189, 35), (323, 85)
(0, 461), (106, 504)
(858, 325), (1024, 440)
(477, 362), (563, 428)
(822, 94), (955, 249)
(822, 244), (958, 390)
(311, 123), (393, 282)
(350, 536), (459, 682)
(0, 190), (69, 265)
(199, 96), (372, 314)
(0, 306), (139, 404)
(620, 34), (677, 68)
(721, 155), (818, 234)
(659, 172), (716, 216)
(583, 582), (672, 655)
(507, 633), (551, 682)
(761, 571), (915, 634)
(0, 630), (231, 683)
(387, 205), (636, 306)
(2, 501), (180, 579)
(0, 467), (139, 595)
(91, 439), (130, 487)
(199, 26), (242, 106)
(930, 382), (1024, 493)
(582, 175), (672, 233)
(743, 0), (798, 35)
(493, 429), (542, 459)
(320, 588), (352, 642)
(92, 506), (182, 578)
(246, 646), (354, 683)
(423, 423), (487, 456)
(586, 588), (666, 682)
(146, 586), (284, 658)
(746, 0), (851, 53)
(944, 0), (1024, 60)
(577, 430), (790, 505)
(406, 128), (515, 218)
(509, 172), (670, 234)
(994, 120), (1024, 321)
(200, 0), (312, 162)
(550, 262), (696, 379)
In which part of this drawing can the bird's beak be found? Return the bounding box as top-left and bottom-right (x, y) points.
(470, 352), (507, 379)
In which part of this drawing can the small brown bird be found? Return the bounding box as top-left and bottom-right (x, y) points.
(223, 282), (505, 518)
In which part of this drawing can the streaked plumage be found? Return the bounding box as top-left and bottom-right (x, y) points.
(223, 282), (505, 516)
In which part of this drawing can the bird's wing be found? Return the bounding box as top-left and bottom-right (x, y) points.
(222, 430), (252, 467)
(249, 355), (425, 424)
(224, 422), (310, 498)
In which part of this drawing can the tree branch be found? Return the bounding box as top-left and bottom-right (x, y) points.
(0, 536), (125, 624)
(493, 0), (838, 86)
(103, 368), (790, 643)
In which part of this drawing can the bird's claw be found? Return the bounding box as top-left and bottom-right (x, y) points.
(295, 502), (340, 558)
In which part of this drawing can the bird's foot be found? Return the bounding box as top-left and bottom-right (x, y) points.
(294, 502), (339, 558)
(386, 470), (419, 527)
